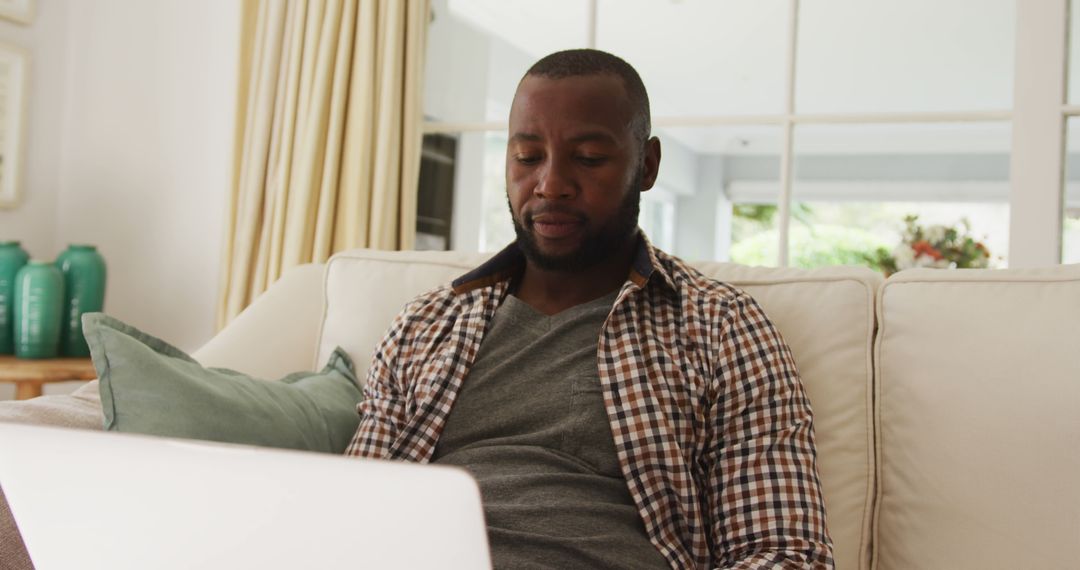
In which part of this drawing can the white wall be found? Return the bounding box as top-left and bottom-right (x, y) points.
(53, 0), (240, 354)
(0, 0), (69, 260)
(0, 0), (241, 400)
(0, 0), (71, 399)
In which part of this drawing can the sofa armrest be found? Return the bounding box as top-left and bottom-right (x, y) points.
(193, 263), (326, 379)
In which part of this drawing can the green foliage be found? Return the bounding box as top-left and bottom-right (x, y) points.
(864, 247), (899, 275)
(732, 203), (815, 226)
(732, 204), (776, 224)
(730, 225), (890, 269)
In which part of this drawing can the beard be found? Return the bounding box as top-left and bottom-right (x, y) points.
(510, 169), (642, 273)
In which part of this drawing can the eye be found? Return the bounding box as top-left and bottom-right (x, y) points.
(514, 154), (541, 165)
(576, 155), (608, 167)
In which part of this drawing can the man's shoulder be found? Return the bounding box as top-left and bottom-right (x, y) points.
(396, 284), (463, 323)
(652, 247), (749, 307)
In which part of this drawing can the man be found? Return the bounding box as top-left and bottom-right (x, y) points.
(346, 49), (834, 569)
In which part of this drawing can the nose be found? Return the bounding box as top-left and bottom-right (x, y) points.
(534, 156), (577, 200)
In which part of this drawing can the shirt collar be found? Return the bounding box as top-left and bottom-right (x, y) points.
(451, 230), (677, 295)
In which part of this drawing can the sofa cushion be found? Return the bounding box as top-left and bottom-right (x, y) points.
(88, 314), (363, 454)
(318, 249), (881, 570)
(194, 263), (326, 377)
(317, 249), (489, 382)
(692, 263), (880, 570)
(873, 266), (1080, 569)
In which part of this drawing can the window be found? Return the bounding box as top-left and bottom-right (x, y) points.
(790, 122), (1012, 268)
(1064, 120), (1080, 263)
(796, 0), (1014, 114)
(640, 188), (676, 252)
(1064, 3), (1080, 263)
(421, 0), (1072, 270)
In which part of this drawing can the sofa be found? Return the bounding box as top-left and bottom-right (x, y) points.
(2, 248), (1079, 570)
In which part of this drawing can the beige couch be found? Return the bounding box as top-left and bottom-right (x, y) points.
(3, 249), (1079, 570)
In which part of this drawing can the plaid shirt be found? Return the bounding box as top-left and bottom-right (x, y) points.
(345, 236), (834, 569)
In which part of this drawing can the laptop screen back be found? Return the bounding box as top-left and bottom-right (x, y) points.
(0, 424), (491, 570)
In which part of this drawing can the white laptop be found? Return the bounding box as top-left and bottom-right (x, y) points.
(0, 424), (491, 569)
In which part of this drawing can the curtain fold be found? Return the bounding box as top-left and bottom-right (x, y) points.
(217, 0), (430, 329)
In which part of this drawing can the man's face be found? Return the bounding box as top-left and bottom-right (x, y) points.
(506, 74), (659, 272)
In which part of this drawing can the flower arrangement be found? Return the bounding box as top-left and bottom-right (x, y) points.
(866, 215), (993, 276)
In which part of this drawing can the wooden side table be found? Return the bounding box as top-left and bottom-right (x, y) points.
(0, 355), (98, 400)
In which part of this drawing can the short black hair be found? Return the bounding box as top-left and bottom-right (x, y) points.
(524, 49), (651, 143)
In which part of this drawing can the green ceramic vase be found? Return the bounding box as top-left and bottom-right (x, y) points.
(0, 241), (30, 354)
(13, 261), (64, 359)
(56, 244), (106, 357)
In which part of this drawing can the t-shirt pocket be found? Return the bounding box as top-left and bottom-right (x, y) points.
(566, 375), (623, 478)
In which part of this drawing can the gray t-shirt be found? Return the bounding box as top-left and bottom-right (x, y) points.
(431, 291), (671, 569)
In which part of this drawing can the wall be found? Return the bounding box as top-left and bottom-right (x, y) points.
(0, 0), (68, 261)
(0, 0), (71, 399)
(53, 0), (240, 354)
(0, 0), (241, 398)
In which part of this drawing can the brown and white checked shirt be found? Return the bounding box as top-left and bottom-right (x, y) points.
(345, 235), (834, 569)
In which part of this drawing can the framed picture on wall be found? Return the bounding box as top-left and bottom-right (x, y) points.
(0, 43), (27, 209)
(0, 0), (33, 25)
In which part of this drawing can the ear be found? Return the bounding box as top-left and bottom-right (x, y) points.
(641, 137), (661, 192)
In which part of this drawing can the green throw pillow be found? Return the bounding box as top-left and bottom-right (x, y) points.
(86, 313), (362, 454)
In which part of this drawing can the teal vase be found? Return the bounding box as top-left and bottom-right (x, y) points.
(13, 261), (64, 359)
(0, 241), (30, 354)
(56, 244), (106, 357)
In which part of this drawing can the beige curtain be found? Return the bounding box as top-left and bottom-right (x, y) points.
(217, 0), (429, 328)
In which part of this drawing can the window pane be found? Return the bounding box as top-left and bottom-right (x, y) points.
(728, 200), (783, 267)
(1064, 118), (1080, 262)
(656, 125), (783, 264)
(791, 123), (1012, 270)
(797, 0), (1015, 113)
(418, 131), (510, 253)
(597, 0), (787, 117)
(478, 132), (514, 252)
(640, 189), (677, 252)
(425, 0), (589, 123)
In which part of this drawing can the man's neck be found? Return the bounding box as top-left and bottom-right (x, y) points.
(513, 239), (637, 316)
